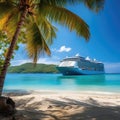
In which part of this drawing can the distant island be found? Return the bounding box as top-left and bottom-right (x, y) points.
(7, 63), (59, 73)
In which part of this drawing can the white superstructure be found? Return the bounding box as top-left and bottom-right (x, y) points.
(57, 56), (104, 75)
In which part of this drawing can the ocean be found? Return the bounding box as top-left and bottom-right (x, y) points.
(3, 73), (120, 94)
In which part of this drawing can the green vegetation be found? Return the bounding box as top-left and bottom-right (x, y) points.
(0, 31), (20, 72)
(0, 31), (10, 71)
(8, 63), (59, 73)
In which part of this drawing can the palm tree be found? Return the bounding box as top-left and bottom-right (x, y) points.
(0, 0), (104, 95)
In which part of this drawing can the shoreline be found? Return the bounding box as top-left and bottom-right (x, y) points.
(3, 90), (120, 107)
(3, 89), (120, 95)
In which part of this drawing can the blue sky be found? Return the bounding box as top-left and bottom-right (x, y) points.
(11, 0), (120, 73)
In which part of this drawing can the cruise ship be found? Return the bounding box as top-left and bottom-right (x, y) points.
(56, 56), (104, 75)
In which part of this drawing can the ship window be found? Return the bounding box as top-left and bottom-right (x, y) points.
(59, 61), (77, 67)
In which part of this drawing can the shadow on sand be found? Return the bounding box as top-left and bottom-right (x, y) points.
(4, 96), (119, 120)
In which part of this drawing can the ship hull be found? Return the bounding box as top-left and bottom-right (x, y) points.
(57, 67), (104, 75)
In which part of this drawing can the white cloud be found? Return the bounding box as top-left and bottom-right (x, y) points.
(58, 45), (71, 52)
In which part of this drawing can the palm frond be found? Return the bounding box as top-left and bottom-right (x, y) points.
(39, 0), (84, 7)
(1, 9), (20, 40)
(35, 14), (57, 45)
(40, 5), (90, 40)
(0, 1), (15, 19)
(0, 1), (19, 39)
(26, 22), (51, 63)
(0, 14), (8, 30)
(83, 0), (104, 12)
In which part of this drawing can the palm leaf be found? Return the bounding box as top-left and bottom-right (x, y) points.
(0, 1), (20, 39)
(39, 0), (84, 7)
(39, 5), (90, 40)
(26, 22), (51, 63)
(39, 0), (104, 12)
(35, 14), (57, 45)
(83, 0), (104, 12)
(0, 1), (15, 19)
(2, 9), (20, 40)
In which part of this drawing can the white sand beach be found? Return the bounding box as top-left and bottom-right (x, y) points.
(1, 91), (120, 120)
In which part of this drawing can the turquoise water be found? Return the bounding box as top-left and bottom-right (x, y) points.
(3, 73), (120, 93)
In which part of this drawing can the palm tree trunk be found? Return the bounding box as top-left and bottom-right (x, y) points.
(0, 7), (28, 96)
